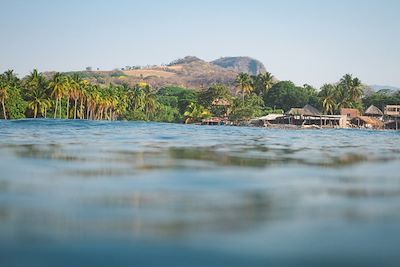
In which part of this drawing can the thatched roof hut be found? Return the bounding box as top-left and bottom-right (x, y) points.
(287, 104), (321, 116)
(303, 104), (321, 116)
(351, 116), (384, 129)
(365, 105), (383, 117)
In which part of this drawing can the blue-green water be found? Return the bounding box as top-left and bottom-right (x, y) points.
(1, 119), (400, 266)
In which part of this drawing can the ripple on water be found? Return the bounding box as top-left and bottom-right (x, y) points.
(0, 119), (400, 266)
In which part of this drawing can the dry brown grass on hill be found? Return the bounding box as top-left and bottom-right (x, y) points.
(123, 69), (176, 78)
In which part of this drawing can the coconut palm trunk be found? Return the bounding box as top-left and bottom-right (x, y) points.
(1, 100), (6, 120)
(54, 99), (58, 119)
(74, 99), (78, 119)
(66, 98), (70, 119)
(80, 99), (84, 119)
(59, 99), (62, 119)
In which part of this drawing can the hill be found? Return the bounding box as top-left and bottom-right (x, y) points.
(211, 57), (266, 75)
(369, 85), (400, 92)
(56, 56), (252, 91)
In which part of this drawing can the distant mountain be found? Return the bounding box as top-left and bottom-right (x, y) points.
(369, 85), (400, 92)
(211, 57), (267, 76)
(46, 56), (270, 91)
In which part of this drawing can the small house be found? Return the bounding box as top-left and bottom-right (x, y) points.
(384, 105), (400, 117)
(340, 108), (360, 120)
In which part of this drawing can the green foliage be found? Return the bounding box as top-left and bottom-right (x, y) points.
(183, 103), (211, 124)
(157, 95), (178, 108)
(198, 83), (230, 108)
(235, 72), (253, 103)
(123, 109), (147, 121)
(153, 104), (181, 123)
(362, 89), (400, 111)
(3, 68), (394, 124)
(252, 72), (275, 97)
(264, 81), (310, 111)
(157, 86), (197, 114)
(5, 86), (27, 119)
(230, 93), (264, 121)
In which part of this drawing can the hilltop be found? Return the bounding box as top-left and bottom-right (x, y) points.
(50, 56), (269, 91)
(211, 57), (266, 75)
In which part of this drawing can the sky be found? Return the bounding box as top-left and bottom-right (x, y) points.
(1, 0), (399, 87)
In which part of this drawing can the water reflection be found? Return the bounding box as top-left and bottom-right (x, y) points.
(1, 120), (400, 266)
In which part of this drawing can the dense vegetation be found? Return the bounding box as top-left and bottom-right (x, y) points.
(0, 69), (399, 122)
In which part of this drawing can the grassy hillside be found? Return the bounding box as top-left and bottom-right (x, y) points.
(46, 56), (263, 91)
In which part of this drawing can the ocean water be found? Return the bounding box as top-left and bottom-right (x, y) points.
(0, 119), (400, 266)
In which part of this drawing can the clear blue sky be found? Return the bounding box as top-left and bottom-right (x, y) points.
(1, 0), (399, 87)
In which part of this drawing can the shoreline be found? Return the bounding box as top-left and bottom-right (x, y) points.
(1, 118), (399, 131)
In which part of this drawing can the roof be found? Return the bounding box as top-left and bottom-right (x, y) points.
(211, 98), (231, 106)
(255, 114), (283, 121)
(365, 105), (383, 116)
(303, 104), (321, 116)
(287, 104), (321, 116)
(202, 117), (224, 123)
(352, 116), (384, 127)
(287, 108), (304, 115)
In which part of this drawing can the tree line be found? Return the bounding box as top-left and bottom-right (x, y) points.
(1, 69), (399, 123)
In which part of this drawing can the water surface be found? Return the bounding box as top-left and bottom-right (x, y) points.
(1, 120), (400, 266)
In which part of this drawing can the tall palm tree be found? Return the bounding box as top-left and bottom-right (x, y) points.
(319, 84), (336, 115)
(349, 77), (363, 101)
(4, 70), (19, 87)
(235, 72), (253, 105)
(69, 74), (82, 119)
(254, 72), (274, 97)
(340, 74), (363, 102)
(0, 76), (9, 120)
(143, 89), (157, 119)
(79, 80), (89, 119)
(64, 76), (73, 119)
(128, 86), (145, 111)
(49, 73), (66, 119)
(335, 84), (351, 112)
(26, 86), (51, 118)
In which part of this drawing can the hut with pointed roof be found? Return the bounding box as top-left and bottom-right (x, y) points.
(364, 105), (383, 118)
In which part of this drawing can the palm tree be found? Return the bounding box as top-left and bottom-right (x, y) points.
(64, 76), (73, 119)
(143, 87), (157, 119)
(128, 86), (145, 111)
(254, 72), (274, 97)
(49, 73), (66, 119)
(335, 84), (351, 112)
(79, 80), (89, 119)
(235, 73), (253, 104)
(340, 74), (363, 102)
(4, 70), (19, 87)
(0, 76), (9, 119)
(349, 77), (363, 101)
(319, 84), (336, 115)
(183, 103), (211, 124)
(26, 86), (51, 118)
(69, 74), (82, 119)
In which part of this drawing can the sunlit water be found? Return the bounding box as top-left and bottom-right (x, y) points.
(0, 119), (400, 266)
